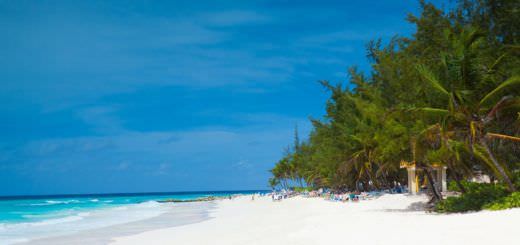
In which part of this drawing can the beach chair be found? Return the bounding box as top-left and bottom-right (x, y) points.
(349, 193), (359, 202)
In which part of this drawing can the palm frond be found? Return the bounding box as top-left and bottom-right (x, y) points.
(416, 65), (450, 96)
(480, 76), (520, 106)
(472, 144), (501, 177)
(487, 53), (508, 73)
(413, 107), (449, 116)
(486, 133), (520, 142)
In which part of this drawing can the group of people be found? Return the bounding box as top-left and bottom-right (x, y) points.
(324, 192), (377, 202)
(269, 185), (408, 203)
(270, 190), (297, 201)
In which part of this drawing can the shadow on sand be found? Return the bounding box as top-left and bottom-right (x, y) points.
(379, 201), (426, 213)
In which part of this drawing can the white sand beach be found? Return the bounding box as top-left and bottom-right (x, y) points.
(111, 194), (520, 245)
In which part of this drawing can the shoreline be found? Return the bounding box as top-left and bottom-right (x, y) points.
(13, 193), (520, 245)
(18, 201), (216, 245)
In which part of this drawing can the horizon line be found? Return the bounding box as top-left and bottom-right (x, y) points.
(0, 189), (270, 200)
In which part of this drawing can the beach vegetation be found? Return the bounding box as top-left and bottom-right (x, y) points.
(484, 191), (520, 210)
(269, 0), (519, 210)
(436, 181), (509, 212)
(437, 180), (520, 212)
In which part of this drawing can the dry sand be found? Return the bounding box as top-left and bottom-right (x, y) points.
(110, 194), (520, 245)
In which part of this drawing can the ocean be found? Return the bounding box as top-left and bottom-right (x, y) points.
(0, 190), (266, 244)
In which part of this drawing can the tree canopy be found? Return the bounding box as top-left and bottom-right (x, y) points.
(269, 0), (520, 197)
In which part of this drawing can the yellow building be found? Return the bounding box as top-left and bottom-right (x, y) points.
(400, 161), (447, 194)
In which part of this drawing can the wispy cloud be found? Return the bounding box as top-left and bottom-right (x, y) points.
(76, 106), (126, 134)
(200, 10), (271, 26)
(114, 161), (131, 171)
(4, 109), (310, 175)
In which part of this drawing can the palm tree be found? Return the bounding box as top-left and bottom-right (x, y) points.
(268, 177), (280, 189)
(342, 135), (381, 191)
(334, 80), (391, 191)
(416, 27), (520, 191)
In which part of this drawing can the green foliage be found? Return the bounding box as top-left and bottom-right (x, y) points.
(442, 176), (520, 212)
(268, 0), (520, 195)
(484, 192), (520, 210)
(292, 186), (313, 193)
(447, 180), (462, 192)
(436, 182), (509, 213)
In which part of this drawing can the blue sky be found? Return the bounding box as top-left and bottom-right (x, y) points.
(0, 0), (449, 195)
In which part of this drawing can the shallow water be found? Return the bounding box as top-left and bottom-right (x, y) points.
(0, 191), (265, 244)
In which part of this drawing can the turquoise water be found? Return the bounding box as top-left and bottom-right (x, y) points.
(0, 191), (266, 244)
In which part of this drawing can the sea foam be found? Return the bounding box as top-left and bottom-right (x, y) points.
(0, 201), (168, 244)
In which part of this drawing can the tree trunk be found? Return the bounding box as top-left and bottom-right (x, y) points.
(364, 168), (380, 191)
(423, 166), (442, 202)
(442, 136), (465, 193)
(480, 140), (516, 192)
(381, 171), (391, 190)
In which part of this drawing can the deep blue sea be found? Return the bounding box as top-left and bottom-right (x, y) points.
(0, 190), (266, 244)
